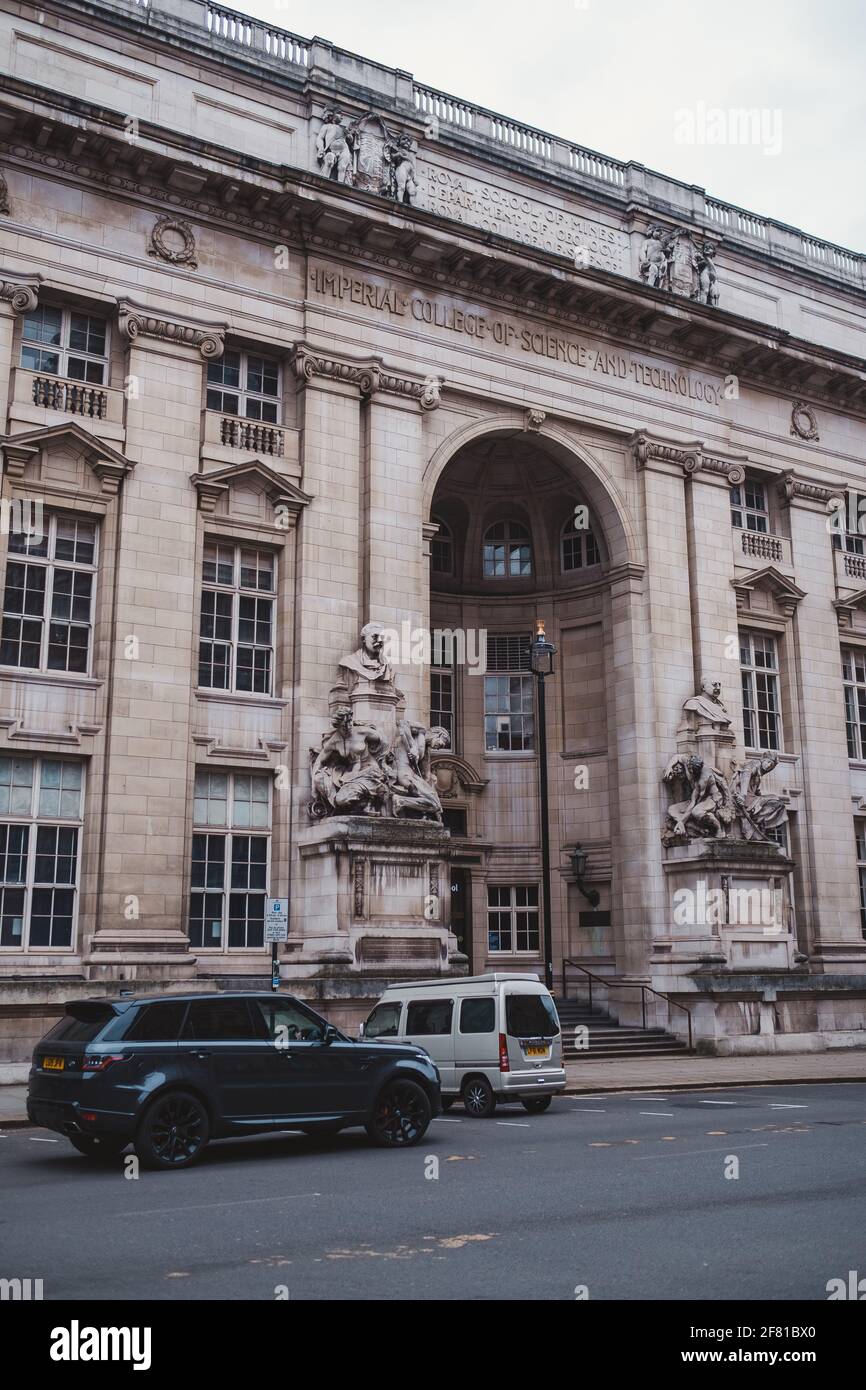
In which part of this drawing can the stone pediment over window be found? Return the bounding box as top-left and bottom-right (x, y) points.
(833, 588), (866, 633)
(731, 565), (805, 621)
(191, 460), (312, 530)
(431, 754), (488, 799)
(1, 422), (133, 496)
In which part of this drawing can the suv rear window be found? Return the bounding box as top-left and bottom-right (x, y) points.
(124, 1001), (187, 1042)
(505, 993), (559, 1039)
(405, 1000), (453, 1035)
(41, 1005), (117, 1044)
(182, 999), (257, 1041)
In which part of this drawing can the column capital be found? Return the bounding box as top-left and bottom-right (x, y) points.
(290, 341), (443, 409)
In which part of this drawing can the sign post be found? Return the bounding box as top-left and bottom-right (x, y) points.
(265, 898), (289, 991)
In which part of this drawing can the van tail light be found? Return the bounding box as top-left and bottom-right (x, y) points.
(498, 1034), (510, 1073)
(82, 1054), (125, 1073)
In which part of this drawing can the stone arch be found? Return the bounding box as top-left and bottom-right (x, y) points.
(422, 411), (640, 572)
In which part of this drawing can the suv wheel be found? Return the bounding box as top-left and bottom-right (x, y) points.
(135, 1090), (210, 1170)
(366, 1079), (431, 1147)
(463, 1077), (496, 1118)
(68, 1134), (128, 1162)
(521, 1096), (552, 1114)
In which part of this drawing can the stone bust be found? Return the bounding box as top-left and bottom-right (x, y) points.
(338, 621), (395, 692)
(682, 676), (731, 727)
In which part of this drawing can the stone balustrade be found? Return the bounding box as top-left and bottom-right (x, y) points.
(32, 375), (108, 419)
(114, 0), (864, 290)
(218, 415), (285, 458)
(740, 530), (784, 563)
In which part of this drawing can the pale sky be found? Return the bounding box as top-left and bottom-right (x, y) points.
(236, 0), (866, 253)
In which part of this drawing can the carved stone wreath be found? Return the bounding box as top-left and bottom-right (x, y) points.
(790, 400), (819, 442)
(148, 215), (198, 269)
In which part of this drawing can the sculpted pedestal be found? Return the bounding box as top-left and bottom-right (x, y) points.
(293, 816), (465, 976)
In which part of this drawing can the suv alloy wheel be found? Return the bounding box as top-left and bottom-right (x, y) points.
(135, 1090), (210, 1170)
(366, 1079), (431, 1146)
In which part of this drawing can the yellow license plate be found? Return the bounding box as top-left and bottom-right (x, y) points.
(525, 1045), (548, 1058)
(42, 1056), (65, 1071)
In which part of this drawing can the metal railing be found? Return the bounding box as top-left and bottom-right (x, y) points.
(561, 958), (693, 1052)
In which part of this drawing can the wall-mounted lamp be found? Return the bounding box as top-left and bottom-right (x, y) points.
(570, 843), (600, 908)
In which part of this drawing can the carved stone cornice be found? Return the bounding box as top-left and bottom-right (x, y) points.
(777, 469), (839, 509)
(0, 274), (40, 315)
(290, 343), (442, 409)
(631, 432), (745, 484)
(117, 300), (225, 359)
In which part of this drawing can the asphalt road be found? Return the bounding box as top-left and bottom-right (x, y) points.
(1, 1082), (864, 1301)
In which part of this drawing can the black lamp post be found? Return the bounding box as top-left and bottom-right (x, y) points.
(531, 619), (556, 991)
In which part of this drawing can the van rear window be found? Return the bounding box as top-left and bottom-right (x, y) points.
(406, 1000), (453, 1035)
(505, 994), (559, 1038)
(459, 998), (495, 1034)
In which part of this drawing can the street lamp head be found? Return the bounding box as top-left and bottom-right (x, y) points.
(570, 844), (588, 880)
(530, 618), (556, 676)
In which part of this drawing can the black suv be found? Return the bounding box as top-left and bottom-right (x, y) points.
(27, 993), (441, 1169)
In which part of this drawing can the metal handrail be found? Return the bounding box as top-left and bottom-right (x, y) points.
(561, 958), (693, 1053)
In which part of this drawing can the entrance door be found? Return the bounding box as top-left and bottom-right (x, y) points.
(450, 868), (471, 962)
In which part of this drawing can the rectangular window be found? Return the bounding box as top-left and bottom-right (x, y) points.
(831, 493), (866, 556)
(189, 770), (270, 950)
(198, 543), (275, 696)
(430, 667), (454, 749)
(857, 823), (866, 940)
(405, 1000), (453, 1035)
(842, 648), (866, 760)
(730, 480), (769, 533)
(484, 674), (534, 751)
(207, 349), (280, 423)
(21, 305), (108, 384)
(1, 515), (97, 675)
(487, 884), (540, 954)
(740, 630), (781, 751)
(0, 756), (83, 950)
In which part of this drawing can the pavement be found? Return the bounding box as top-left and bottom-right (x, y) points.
(1, 1080), (864, 1300)
(2, 1050), (864, 1124)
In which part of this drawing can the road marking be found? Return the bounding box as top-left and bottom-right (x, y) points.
(631, 1142), (770, 1162)
(770, 1103), (808, 1109)
(640, 1111), (674, 1117)
(699, 1100), (737, 1105)
(29, 1136), (59, 1143)
(432, 1118), (462, 1123)
(496, 1121), (530, 1128)
(572, 1107), (606, 1113)
(111, 1193), (322, 1217)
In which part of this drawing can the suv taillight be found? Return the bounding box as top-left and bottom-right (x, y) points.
(82, 1054), (125, 1073)
(498, 1033), (509, 1073)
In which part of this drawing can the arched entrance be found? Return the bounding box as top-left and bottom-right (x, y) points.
(426, 423), (642, 988)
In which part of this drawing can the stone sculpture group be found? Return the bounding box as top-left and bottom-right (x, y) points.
(662, 678), (788, 846)
(309, 623), (448, 820)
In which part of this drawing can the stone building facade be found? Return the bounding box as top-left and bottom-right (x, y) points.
(1, 0), (865, 1072)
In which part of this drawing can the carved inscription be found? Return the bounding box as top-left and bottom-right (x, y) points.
(422, 168), (629, 273)
(309, 266), (725, 408)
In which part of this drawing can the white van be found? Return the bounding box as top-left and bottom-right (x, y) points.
(360, 973), (566, 1117)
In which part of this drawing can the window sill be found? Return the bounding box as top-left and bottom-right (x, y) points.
(195, 689), (288, 709)
(0, 668), (101, 689)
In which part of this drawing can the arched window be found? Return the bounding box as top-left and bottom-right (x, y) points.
(431, 518), (453, 575)
(483, 521), (532, 579)
(561, 512), (600, 572)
